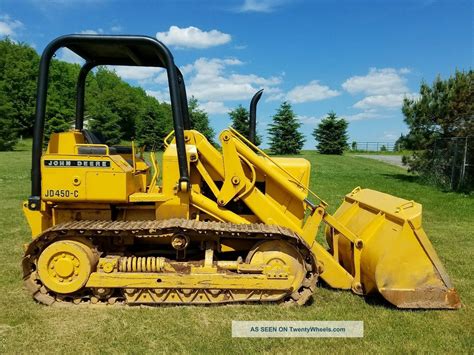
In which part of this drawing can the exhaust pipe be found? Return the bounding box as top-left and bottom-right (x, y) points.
(249, 89), (264, 144)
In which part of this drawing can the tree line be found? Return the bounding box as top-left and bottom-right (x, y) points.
(0, 38), (215, 150)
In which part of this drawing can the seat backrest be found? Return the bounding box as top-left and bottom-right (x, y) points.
(77, 146), (117, 155)
(82, 130), (104, 144)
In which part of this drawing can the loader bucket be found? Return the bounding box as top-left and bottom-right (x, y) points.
(326, 188), (461, 309)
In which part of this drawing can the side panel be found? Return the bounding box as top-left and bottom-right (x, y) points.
(41, 154), (135, 203)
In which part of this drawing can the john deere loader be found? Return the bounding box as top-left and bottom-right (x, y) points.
(22, 34), (460, 308)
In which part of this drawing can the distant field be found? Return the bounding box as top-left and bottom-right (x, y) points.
(0, 148), (472, 353)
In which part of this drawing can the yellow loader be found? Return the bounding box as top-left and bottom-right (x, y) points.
(22, 34), (460, 308)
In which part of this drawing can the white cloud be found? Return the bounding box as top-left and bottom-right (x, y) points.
(199, 101), (230, 114)
(265, 92), (285, 102)
(77, 53), (281, 108)
(0, 14), (23, 37)
(239, 0), (287, 12)
(286, 80), (340, 103)
(78, 29), (103, 35)
(353, 94), (408, 109)
(153, 70), (168, 85)
(264, 87), (285, 102)
(58, 48), (84, 64)
(184, 57), (281, 102)
(126, 55), (283, 110)
(342, 67), (410, 95)
(344, 111), (382, 122)
(156, 26), (231, 49)
(343, 68), (418, 110)
(230, 73), (281, 86)
(137, 56), (288, 108)
(112, 66), (164, 81)
(354, 93), (419, 109)
(180, 63), (195, 76)
(146, 89), (170, 103)
(353, 92), (420, 110)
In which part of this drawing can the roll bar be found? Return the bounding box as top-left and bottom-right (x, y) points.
(28, 35), (190, 210)
(28, 34), (190, 210)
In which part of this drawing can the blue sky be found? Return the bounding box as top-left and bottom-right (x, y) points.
(1, 0), (472, 147)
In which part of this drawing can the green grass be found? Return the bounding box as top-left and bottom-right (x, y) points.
(0, 149), (472, 353)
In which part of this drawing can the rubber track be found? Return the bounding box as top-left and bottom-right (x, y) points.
(23, 219), (318, 306)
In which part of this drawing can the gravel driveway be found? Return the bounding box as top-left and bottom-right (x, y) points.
(354, 154), (405, 168)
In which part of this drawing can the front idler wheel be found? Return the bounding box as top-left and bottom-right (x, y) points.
(37, 239), (97, 294)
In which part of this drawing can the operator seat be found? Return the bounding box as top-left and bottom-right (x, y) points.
(80, 129), (133, 155)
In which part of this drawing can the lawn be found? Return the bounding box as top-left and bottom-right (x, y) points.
(0, 146), (472, 353)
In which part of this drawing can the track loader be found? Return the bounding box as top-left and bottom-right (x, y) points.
(22, 34), (460, 308)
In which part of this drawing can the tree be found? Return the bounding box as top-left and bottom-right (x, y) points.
(312, 111), (348, 155)
(136, 96), (173, 150)
(109, 82), (145, 140)
(401, 70), (474, 189)
(0, 38), (39, 137)
(268, 102), (305, 154)
(0, 81), (18, 150)
(87, 68), (126, 145)
(394, 134), (407, 152)
(228, 105), (261, 145)
(44, 59), (80, 141)
(188, 97), (215, 144)
(403, 70), (474, 147)
(87, 68), (170, 145)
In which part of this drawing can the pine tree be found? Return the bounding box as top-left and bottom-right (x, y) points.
(268, 102), (305, 154)
(312, 111), (348, 155)
(188, 97), (215, 144)
(229, 105), (261, 145)
(401, 70), (474, 190)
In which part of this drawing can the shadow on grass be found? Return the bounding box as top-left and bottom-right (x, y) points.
(317, 281), (412, 311)
(380, 173), (420, 184)
(363, 293), (396, 309)
(364, 293), (441, 312)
